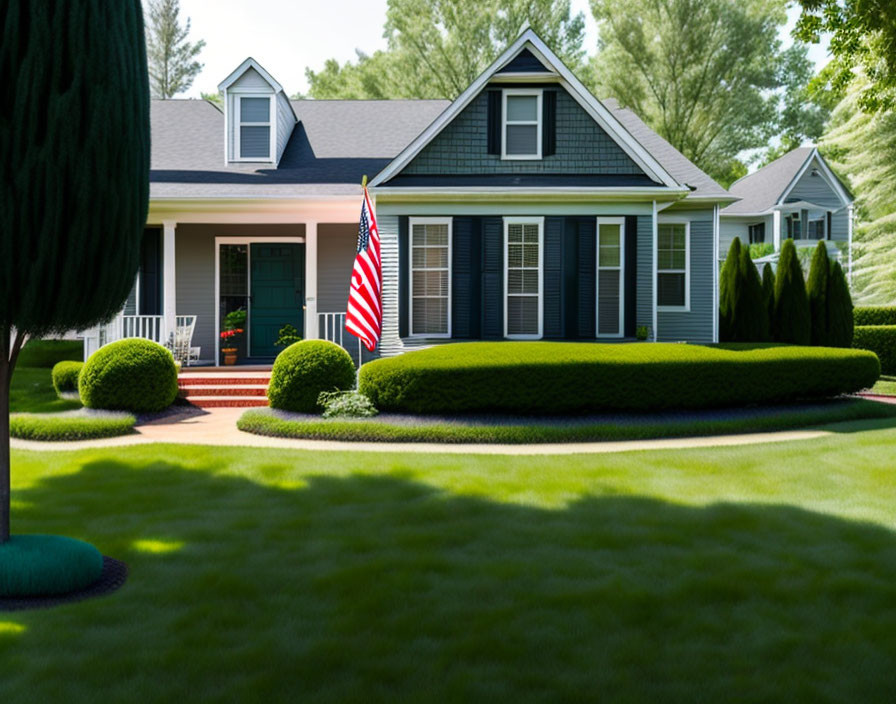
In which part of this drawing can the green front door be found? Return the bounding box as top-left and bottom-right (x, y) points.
(249, 243), (304, 358)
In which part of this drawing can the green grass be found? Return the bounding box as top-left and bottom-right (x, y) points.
(10, 367), (81, 413)
(238, 399), (896, 443)
(9, 411), (135, 441)
(3, 423), (896, 700)
(16, 339), (83, 368)
(871, 375), (896, 396)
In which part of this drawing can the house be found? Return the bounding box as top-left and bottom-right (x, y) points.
(719, 147), (854, 268)
(84, 28), (738, 364)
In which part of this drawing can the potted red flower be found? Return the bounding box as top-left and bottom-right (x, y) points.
(221, 308), (247, 365)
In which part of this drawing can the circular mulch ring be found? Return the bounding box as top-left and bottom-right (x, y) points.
(0, 557), (128, 612)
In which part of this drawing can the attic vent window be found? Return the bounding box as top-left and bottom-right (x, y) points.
(502, 89), (542, 159)
(238, 96), (271, 160)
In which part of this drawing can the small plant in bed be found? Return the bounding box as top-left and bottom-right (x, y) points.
(318, 390), (378, 418)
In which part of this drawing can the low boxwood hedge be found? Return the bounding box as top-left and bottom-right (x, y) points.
(854, 306), (896, 326)
(79, 339), (178, 412)
(853, 325), (896, 375)
(267, 340), (356, 413)
(358, 342), (881, 414)
(10, 411), (136, 441)
(51, 361), (84, 394)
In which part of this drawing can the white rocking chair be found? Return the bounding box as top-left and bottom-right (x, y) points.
(165, 315), (199, 366)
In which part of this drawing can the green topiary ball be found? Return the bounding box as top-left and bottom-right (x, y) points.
(267, 340), (356, 413)
(0, 535), (104, 597)
(79, 339), (178, 412)
(51, 360), (84, 394)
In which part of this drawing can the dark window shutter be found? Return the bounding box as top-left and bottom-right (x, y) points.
(542, 90), (557, 157)
(827, 211), (832, 240)
(481, 217), (504, 338)
(139, 227), (162, 316)
(452, 218), (474, 339)
(624, 215), (638, 337)
(398, 217), (409, 338)
(576, 217), (596, 338)
(543, 217), (563, 338)
(487, 91), (502, 155)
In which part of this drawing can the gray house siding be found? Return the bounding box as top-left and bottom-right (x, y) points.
(403, 87), (646, 176)
(316, 224), (356, 313)
(785, 157), (850, 244)
(174, 224), (305, 360)
(657, 215), (714, 343)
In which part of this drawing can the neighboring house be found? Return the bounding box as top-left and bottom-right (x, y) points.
(85, 28), (737, 364)
(719, 147), (854, 268)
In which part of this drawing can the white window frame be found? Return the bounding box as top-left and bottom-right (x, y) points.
(234, 95), (274, 162)
(595, 217), (626, 338)
(408, 217), (453, 339)
(501, 88), (543, 160)
(503, 216), (544, 339)
(656, 219), (690, 313)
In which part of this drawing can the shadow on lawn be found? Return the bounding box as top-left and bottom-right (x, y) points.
(3, 459), (896, 702)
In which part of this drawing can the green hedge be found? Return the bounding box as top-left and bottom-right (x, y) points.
(853, 326), (896, 375)
(358, 342), (881, 414)
(267, 340), (356, 413)
(854, 306), (896, 326)
(80, 339), (178, 412)
(51, 361), (84, 394)
(17, 339), (83, 368)
(0, 535), (104, 597)
(10, 411), (136, 441)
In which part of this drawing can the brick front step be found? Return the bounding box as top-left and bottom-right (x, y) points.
(186, 396), (270, 408)
(180, 385), (268, 398)
(178, 376), (271, 387)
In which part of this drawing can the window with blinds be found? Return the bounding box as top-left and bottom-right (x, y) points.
(410, 219), (451, 336)
(505, 219), (542, 338)
(657, 222), (689, 309)
(597, 219), (624, 336)
(239, 96), (271, 159)
(502, 90), (542, 159)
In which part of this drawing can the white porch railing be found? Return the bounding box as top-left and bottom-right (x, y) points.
(319, 312), (364, 367)
(82, 313), (197, 363)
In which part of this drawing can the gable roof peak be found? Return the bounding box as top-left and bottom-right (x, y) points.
(217, 57), (284, 93)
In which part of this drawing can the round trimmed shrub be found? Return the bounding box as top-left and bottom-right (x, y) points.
(0, 535), (103, 597)
(267, 340), (356, 413)
(52, 360), (84, 394)
(79, 339), (178, 412)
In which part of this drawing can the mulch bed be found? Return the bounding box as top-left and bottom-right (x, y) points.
(0, 557), (128, 612)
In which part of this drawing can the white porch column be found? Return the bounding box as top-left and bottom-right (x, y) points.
(847, 204), (854, 282)
(162, 220), (177, 342)
(305, 221), (318, 339)
(772, 209), (782, 251)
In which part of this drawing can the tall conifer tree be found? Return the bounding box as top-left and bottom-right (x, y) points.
(806, 241), (830, 345)
(773, 240), (811, 345)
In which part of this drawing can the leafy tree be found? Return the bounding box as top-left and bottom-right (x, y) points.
(0, 1), (150, 542)
(588, 0), (787, 185)
(826, 261), (855, 348)
(306, 0), (586, 99)
(720, 238), (768, 342)
(762, 263), (776, 332)
(145, 0), (205, 99)
(773, 240), (811, 345)
(794, 0), (896, 112)
(806, 241), (830, 345)
(201, 91), (223, 109)
(820, 74), (896, 305)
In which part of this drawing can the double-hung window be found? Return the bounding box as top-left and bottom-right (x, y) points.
(504, 217), (543, 338)
(502, 90), (542, 159)
(808, 216), (825, 240)
(409, 218), (451, 337)
(238, 96), (272, 160)
(657, 222), (689, 310)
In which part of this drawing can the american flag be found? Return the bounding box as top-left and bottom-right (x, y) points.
(345, 187), (382, 352)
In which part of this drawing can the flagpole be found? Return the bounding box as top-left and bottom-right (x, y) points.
(361, 174), (367, 189)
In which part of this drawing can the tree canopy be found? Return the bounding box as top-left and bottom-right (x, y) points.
(306, 0), (586, 99)
(145, 0), (205, 99)
(794, 0), (896, 112)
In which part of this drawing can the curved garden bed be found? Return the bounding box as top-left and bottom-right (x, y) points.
(359, 342), (881, 414)
(237, 399), (896, 444)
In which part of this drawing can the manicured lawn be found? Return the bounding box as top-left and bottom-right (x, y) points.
(3, 420), (896, 701)
(10, 367), (80, 414)
(871, 374), (896, 396)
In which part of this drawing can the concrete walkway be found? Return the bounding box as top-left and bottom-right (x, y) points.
(10, 405), (832, 456)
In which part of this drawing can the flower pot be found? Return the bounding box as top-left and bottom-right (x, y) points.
(222, 348), (238, 366)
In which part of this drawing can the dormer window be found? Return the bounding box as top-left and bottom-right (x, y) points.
(237, 96), (272, 160)
(502, 89), (542, 159)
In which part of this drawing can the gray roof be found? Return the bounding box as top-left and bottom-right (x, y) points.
(602, 99), (732, 201)
(150, 99), (449, 198)
(721, 147), (814, 215)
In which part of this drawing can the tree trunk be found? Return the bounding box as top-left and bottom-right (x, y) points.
(0, 348), (9, 544)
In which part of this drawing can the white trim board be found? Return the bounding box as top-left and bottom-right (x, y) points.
(218, 57), (283, 93)
(369, 29), (681, 190)
(778, 149), (852, 209)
